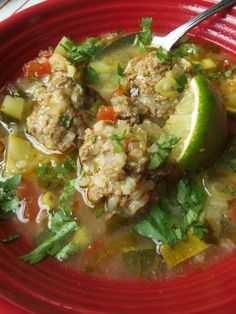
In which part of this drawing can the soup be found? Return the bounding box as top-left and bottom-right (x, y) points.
(1, 18), (236, 279)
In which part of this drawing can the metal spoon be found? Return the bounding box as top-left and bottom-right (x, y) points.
(96, 0), (236, 58)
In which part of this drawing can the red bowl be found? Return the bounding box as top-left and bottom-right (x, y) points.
(1, 0), (236, 313)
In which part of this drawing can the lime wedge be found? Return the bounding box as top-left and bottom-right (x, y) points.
(164, 75), (228, 170)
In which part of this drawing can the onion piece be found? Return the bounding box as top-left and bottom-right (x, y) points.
(14, 200), (29, 223)
(36, 194), (50, 224)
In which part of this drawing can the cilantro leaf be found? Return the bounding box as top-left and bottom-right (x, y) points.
(61, 37), (103, 64)
(134, 174), (208, 247)
(21, 221), (78, 264)
(156, 46), (172, 64)
(0, 174), (21, 213)
(86, 66), (99, 84)
(21, 176), (81, 264)
(35, 158), (76, 181)
(111, 130), (126, 141)
(0, 232), (21, 243)
(176, 74), (188, 93)
(55, 243), (79, 261)
(96, 207), (105, 218)
(134, 17), (153, 47)
(181, 37), (190, 43)
(148, 135), (179, 170)
(59, 115), (72, 129)
(111, 130), (126, 153)
(117, 64), (124, 77)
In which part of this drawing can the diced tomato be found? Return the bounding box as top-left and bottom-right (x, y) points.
(228, 198), (236, 221)
(17, 176), (41, 222)
(97, 105), (118, 122)
(24, 60), (51, 78)
(112, 87), (125, 98)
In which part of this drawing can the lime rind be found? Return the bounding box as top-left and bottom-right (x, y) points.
(164, 75), (228, 170)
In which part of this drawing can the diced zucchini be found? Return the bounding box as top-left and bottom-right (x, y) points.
(54, 36), (70, 57)
(201, 58), (217, 70)
(5, 134), (41, 174)
(123, 248), (160, 277)
(41, 191), (58, 209)
(0, 95), (26, 120)
(72, 226), (91, 249)
(160, 231), (210, 268)
(155, 72), (179, 97)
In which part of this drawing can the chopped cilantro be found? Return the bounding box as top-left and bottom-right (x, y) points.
(181, 37), (190, 43)
(111, 130), (126, 141)
(92, 136), (97, 143)
(134, 17), (153, 47)
(0, 174), (21, 213)
(117, 63), (124, 77)
(21, 176), (82, 264)
(208, 71), (222, 80)
(61, 37), (103, 64)
(0, 232), (21, 243)
(21, 221), (78, 264)
(176, 73), (188, 93)
(232, 191), (236, 197)
(174, 45), (197, 57)
(34, 158), (76, 181)
(148, 135), (179, 170)
(156, 46), (171, 64)
(86, 66), (99, 84)
(192, 63), (203, 74)
(134, 174), (208, 247)
(224, 65), (236, 78)
(55, 243), (79, 261)
(96, 207), (105, 218)
(111, 130), (126, 153)
(59, 115), (72, 129)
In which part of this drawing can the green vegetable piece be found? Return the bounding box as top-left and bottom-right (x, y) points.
(92, 136), (97, 143)
(134, 17), (153, 47)
(0, 232), (21, 243)
(96, 207), (105, 218)
(55, 243), (79, 261)
(134, 174), (208, 248)
(156, 46), (172, 64)
(111, 130), (126, 142)
(123, 249), (160, 277)
(117, 63), (124, 77)
(86, 66), (99, 84)
(176, 74), (188, 93)
(59, 115), (72, 129)
(21, 221), (78, 264)
(148, 135), (179, 170)
(0, 174), (21, 213)
(181, 37), (190, 43)
(62, 37), (103, 64)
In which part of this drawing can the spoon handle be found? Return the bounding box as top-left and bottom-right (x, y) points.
(158, 0), (236, 50)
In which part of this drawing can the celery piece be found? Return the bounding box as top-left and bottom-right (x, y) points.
(160, 231), (210, 268)
(1, 95), (26, 120)
(54, 36), (70, 57)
